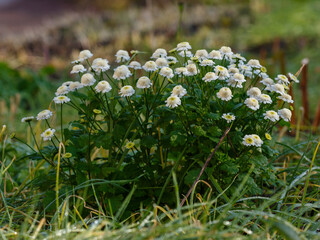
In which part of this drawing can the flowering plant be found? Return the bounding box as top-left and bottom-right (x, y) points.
(21, 42), (298, 214)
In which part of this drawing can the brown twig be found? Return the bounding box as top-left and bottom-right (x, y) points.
(180, 127), (231, 207)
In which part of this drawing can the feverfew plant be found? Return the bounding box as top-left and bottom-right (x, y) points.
(20, 43), (299, 214)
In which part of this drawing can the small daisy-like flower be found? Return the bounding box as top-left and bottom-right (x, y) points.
(278, 93), (294, 103)
(215, 65), (229, 79)
(242, 135), (255, 146)
(239, 64), (252, 72)
(115, 50), (130, 63)
(41, 128), (56, 141)
(244, 97), (260, 110)
(288, 72), (299, 83)
(155, 58), (169, 68)
(175, 67), (188, 76)
(128, 61), (142, 70)
(136, 76), (152, 89)
(219, 46), (233, 56)
(202, 72), (218, 82)
(265, 133), (272, 140)
(243, 228), (253, 235)
(260, 78), (274, 87)
(159, 67), (174, 78)
(278, 108), (292, 122)
(55, 85), (69, 96)
(217, 87), (233, 101)
(171, 85), (187, 97)
(251, 134), (263, 147)
(222, 113), (235, 123)
(125, 141), (135, 149)
(247, 59), (262, 68)
(208, 50), (222, 60)
(166, 56), (178, 64)
(36, 110), (53, 120)
(53, 95), (71, 104)
(120, 85), (135, 97)
(73, 50), (93, 63)
(258, 94), (272, 104)
(232, 73), (246, 83)
(268, 83), (286, 95)
(232, 53), (246, 62)
(95, 81), (112, 93)
(178, 50), (193, 58)
(91, 58), (110, 73)
(195, 49), (208, 61)
(228, 67), (240, 75)
(176, 42), (192, 51)
(263, 110), (279, 122)
(113, 65), (132, 80)
(275, 74), (289, 85)
(21, 116), (34, 123)
(62, 81), (73, 87)
(226, 78), (244, 88)
(200, 59), (214, 67)
(142, 61), (157, 72)
(185, 64), (198, 76)
(151, 48), (167, 59)
(165, 95), (181, 108)
(247, 87), (261, 98)
(69, 82), (83, 91)
(70, 64), (86, 74)
(81, 73), (96, 86)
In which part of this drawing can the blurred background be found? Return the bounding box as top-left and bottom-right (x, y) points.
(0, 0), (319, 133)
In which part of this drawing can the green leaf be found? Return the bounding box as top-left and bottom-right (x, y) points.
(141, 135), (157, 148)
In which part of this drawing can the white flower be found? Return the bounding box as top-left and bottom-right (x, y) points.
(228, 67), (240, 75)
(36, 110), (53, 120)
(171, 85), (187, 97)
(55, 85), (69, 96)
(128, 61), (142, 70)
(81, 73), (96, 86)
(232, 73), (246, 83)
(151, 48), (167, 59)
(208, 50), (222, 60)
(176, 42), (192, 51)
(278, 108), (292, 122)
(185, 64), (198, 76)
(91, 58), (110, 73)
(215, 65), (229, 79)
(73, 50), (93, 63)
(260, 78), (274, 87)
(247, 87), (261, 98)
(113, 65), (132, 80)
(120, 85), (135, 97)
(165, 95), (181, 108)
(263, 110), (279, 122)
(288, 73), (299, 83)
(232, 53), (246, 62)
(202, 72), (218, 82)
(242, 135), (255, 146)
(247, 59), (262, 68)
(95, 81), (112, 93)
(278, 93), (294, 103)
(69, 82), (83, 91)
(142, 61), (157, 72)
(136, 77), (152, 89)
(244, 97), (259, 110)
(115, 50), (130, 63)
(226, 78), (244, 88)
(70, 64), (86, 74)
(239, 64), (252, 72)
(217, 87), (233, 101)
(222, 113), (235, 123)
(62, 81), (73, 87)
(178, 50), (193, 58)
(268, 84), (286, 95)
(195, 49), (208, 61)
(275, 74), (289, 85)
(219, 46), (233, 56)
(159, 67), (174, 78)
(251, 134), (263, 147)
(166, 56), (178, 64)
(53, 96), (71, 104)
(258, 94), (272, 104)
(21, 116), (34, 123)
(155, 58), (169, 68)
(175, 67), (187, 76)
(41, 128), (56, 141)
(200, 59), (214, 67)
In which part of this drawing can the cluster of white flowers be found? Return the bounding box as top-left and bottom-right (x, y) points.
(242, 134), (263, 147)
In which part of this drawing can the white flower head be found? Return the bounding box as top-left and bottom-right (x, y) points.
(222, 113), (235, 123)
(165, 95), (181, 108)
(151, 48), (167, 59)
(244, 97), (259, 110)
(175, 67), (187, 76)
(202, 72), (218, 82)
(81, 73), (96, 86)
(228, 67), (240, 75)
(195, 49), (208, 61)
(251, 134), (263, 147)
(142, 61), (157, 72)
(247, 87), (261, 98)
(258, 94), (272, 104)
(208, 50), (222, 60)
(219, 46), (233, 56)
(260, 78), (274, 87)
(36, 110), (53, 120)
(247, 59), (262, 68)
(278, 108), (292, 122)
(263, 110), (279, 122)
(268, 83), (286, 95)
(178, 50), (193, 58)
(166, 56), (178, 64)
(171, 85), (187, 97)
(278, 93), (294, 103)
(113, 65), (132, 80)
(53, 96), (71, 104)
(73, 50), (93, 63)
(55, 85), (70, 96)
(115, 50), (130, 63)
(155, 58), (169, 68)
(136, 77), (152, 89)
(69, 82), (83, 91)
(184, 64), (198, 76)
(217, 87), (233, 101)
(275, 74), (289, 85)
(242, 135), (255, 146)
(176, 42), (192, 51)
(70, 64), (86, 74)
(120, 85), (135, 97)
(232, 73), (246, 83)
(21, 116), (34, 123)
(95, 81), (112, 93)
(215, 65), (229, 80)
(288, 73), (299, 83)
(160, 67), (174, 78)
(41, 128), (56, 141)
(62, 81), (73, 87)
(232, 53), (246, 62)
(128, 61), (142, 70)
(200, 59), (214, 67)
(91, 58), (110, 73)
(239, 64), (252, 72)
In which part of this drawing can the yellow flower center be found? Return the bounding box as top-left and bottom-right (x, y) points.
(246, 138), (253, 144)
